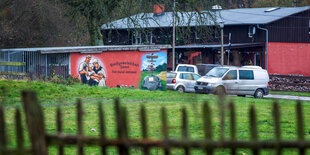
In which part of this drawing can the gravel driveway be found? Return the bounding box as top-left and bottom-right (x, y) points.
(265, 94), (310, 101)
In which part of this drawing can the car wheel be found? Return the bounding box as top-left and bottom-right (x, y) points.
(177, 86), (185, 93)
(215, 86), (225, 96)
(254, 89), (264, 98)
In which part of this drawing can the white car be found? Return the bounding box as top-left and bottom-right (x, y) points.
(167, 72), (201, 93)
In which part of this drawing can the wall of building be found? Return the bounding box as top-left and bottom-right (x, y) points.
(70, 50), (167, 90)
(267, 10), (310, 43)
(268, 42), (310, 76)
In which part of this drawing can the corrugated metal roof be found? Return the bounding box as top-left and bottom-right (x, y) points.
(175, 42), (265, 49)
(0, 45), (171, 54)
(101, 6), (310, 30)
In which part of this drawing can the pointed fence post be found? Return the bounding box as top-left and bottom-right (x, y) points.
(229, 102), (236, 155)
(272, 102), (282, 155)
(249, 105), (259, 155)
(98, 102), (106, 155)
(0, 87), (7, 155)
(296, 101), (305, 155)
(0, 103), (6, 155)
(22, 90), (47, 155)
(15, 108), (25, 155)
(202, 101), (213, 155)
(57, 105), (64, 155)
(140, 104), (149, 155)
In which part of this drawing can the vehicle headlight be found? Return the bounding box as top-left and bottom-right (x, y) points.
(196, 81), (208, 85)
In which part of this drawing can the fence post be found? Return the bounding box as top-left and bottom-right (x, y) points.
(114, 98), (129, 155)
(249, 105), (259, 155)
(161, 107), (170, 155)
(0, 103), (6, 155)
(140, 104), (149, 155)
(228, 102), (236, 155)
(22, 90), (47, 155)
(181, 107), (190, 155)
(0, 88), (7, 155)
(202, 101), (213, 155)
(98, 102), (106, 155)
(15, 108), (24, 155)
(272, 102), (282, 155)
(296, 101), (305, 155)
(77, 99), (84, 155)
(56, 105), (64, 155)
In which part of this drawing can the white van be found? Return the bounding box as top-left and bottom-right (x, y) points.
(194, 66), (270, 98)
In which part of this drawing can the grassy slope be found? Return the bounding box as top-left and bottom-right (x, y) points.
(2, 80), (310, 154)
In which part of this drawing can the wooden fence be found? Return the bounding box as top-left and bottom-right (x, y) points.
(0, 90), (310, 155)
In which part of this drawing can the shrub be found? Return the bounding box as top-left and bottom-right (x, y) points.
(66, 75), (80, 85)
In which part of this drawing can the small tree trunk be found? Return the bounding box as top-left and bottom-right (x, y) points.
(87, 16), (96, 46)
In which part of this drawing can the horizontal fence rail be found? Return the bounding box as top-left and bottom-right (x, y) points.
(2, 90), (310, 154)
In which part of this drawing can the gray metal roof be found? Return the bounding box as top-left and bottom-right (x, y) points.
(0, 45), (171, 54)
(101, 6), (310, 30)
(175, 42), (265, 49)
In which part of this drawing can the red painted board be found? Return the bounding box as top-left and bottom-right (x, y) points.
(268, 42), (310, 76)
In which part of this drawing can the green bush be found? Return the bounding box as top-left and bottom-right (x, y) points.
(49, 75), (79, 85)
(49, 75), (66, 84)
(66, 75), (80, 85)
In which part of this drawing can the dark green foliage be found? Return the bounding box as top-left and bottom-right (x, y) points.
(62, 0), (123, 45)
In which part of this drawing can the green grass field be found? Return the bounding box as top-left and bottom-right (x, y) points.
(1, 80), (310, 154)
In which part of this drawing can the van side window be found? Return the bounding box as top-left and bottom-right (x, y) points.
(223, 70), (237, 80)
(178, 66), (194, 72)
(239, 70), (254, 80)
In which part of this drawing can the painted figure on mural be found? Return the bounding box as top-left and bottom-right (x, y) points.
(78, 55), (93, 84)
(89, 59), (107, 87)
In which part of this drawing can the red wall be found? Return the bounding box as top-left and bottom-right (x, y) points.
(71, 50), (167, 88)
(268, 42), (310, 76)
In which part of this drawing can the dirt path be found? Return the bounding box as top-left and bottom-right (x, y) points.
(265, 94), (310, 101)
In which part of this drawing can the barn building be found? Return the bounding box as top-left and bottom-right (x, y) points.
(101, 6), (310, 76)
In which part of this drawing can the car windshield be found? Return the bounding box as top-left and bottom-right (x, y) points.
(205, 68), (229, 77)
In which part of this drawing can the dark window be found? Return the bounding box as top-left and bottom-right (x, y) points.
(239, 70), (254, 80)
(223, 70), (237, 80)
(308, 20), (310, 34)
(177, 66), (194, 72)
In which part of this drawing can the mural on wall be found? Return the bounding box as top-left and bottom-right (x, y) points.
(140, 52), (167, 90)
(70, 50), (167, 89)
(78, 55), (107, 86)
